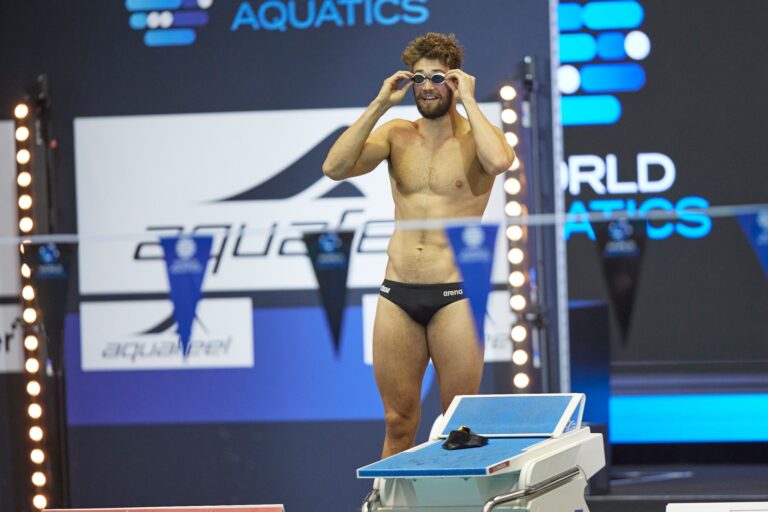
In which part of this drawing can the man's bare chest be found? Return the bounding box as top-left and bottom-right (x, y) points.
(388, 137), (480, 195)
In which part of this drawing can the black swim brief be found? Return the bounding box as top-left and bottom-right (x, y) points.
(379, 279), (466, 327)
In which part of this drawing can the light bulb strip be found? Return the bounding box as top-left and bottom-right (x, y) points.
(499, 84), (535, 391)
(14, 100), (51, 509)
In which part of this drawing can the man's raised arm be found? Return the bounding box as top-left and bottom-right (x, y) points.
(322, 70), (413, 181)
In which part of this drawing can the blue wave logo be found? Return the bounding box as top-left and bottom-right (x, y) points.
(558, 1), (651, 125)
(125, 0), (213, 47)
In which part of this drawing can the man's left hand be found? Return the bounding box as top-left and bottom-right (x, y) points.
(445, 69), (476, 104)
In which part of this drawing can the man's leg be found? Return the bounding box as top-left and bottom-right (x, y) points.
(426, 299), (484, 412)
(373, 296), (429, 458)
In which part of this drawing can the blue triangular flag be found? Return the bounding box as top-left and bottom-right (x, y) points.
(303, 230), (354, 355)
(445, 224), (498, 342)
(737, 211), (768, 279)
(160, 235), (213, 357)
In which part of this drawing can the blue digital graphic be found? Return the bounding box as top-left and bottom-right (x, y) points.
(611, 394), (768, 443)
(160, 235), (213, 355)
(126, 0), (213, 47)
(558, 1), (649, 125)
(561, 95), (622, 126)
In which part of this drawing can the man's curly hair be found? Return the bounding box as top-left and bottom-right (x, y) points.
(401, 32), (464, 70)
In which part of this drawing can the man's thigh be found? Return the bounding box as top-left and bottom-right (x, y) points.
(372, 296), (429, 414)
(426, 299), (483, 411)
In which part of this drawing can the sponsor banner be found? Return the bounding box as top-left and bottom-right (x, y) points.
(0, 304), (24, 374)
(74, 104), (507, 295)
(362, 290), (513, 364)
(303, 230), (354, 353)
(0, 121), (20, 298)
(80, 298), (254, 371)
(67, 305), (388, 424)
(160, 235), (214, 355)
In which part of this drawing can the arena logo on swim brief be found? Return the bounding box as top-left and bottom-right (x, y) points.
(79, 298), (254, 370)
(557, 1), (651, 126)
(125, 0), (215, 47)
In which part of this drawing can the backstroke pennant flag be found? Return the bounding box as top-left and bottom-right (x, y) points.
(737, 210), (768, 280)
(445, 224), (498, 343)
(28, 242), (75, 364)
(160, 235), (213, 357)
(303, 230), (355, 356)
(594, 218), (646, 344)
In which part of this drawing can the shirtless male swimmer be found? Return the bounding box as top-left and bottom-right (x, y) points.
(322, 32), (516, 458)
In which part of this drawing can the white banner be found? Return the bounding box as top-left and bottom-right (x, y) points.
(74, 105), (509, 294)
(0, 304), (23, 374)
(1, 120), (20, 298)
(80, 298), (254, 371)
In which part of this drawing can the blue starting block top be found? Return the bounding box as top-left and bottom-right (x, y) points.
(357, 394), (586, 479)
(439, 394), (585, 438)
(357, 438), (544, 478)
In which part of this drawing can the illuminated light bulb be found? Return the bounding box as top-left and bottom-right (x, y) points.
(16, 126), (30, 141)
(509, 158), (521, 171)
(509, 271), (526, 288)
(505, 201), (523, 217)
(513, 350), (529, 366)
(501, 109), (518, 124)
(33, 494), (48, 510)
(32, 472), (46, 487)
(510, 294), (527, 311)
(514, 372), (530, 389)
(511, 324), (528, 342)
(29, 426), (44, 442)
(21, 263), (32, 278)
(17, 149), (31, 165)
(22, 285), (35, 301)
(504, 132), (519, 147)
(500, 85), (517, 101)
(25, 358), (40, 373)
(18, 171), (32, 187)
(23, 308), (37, 323)
(24, 335), (39, 351)
(19, 194), (33, 210)
(508, 248), (524, 265)
(506, 225), (523, 241)
(27, 381), (41, 396)
(504, 178), (521, 195)
(14, 103), (29, 119)
(19, 217), (34, 233)
(28, 404), (42, 419)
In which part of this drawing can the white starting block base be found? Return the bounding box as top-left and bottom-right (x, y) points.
(358, 394), (605, 512)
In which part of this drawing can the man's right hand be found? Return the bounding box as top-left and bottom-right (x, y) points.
(375, 71), (414, 108)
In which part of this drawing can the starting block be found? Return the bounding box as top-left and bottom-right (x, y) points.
(357, 393), (605, 512)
